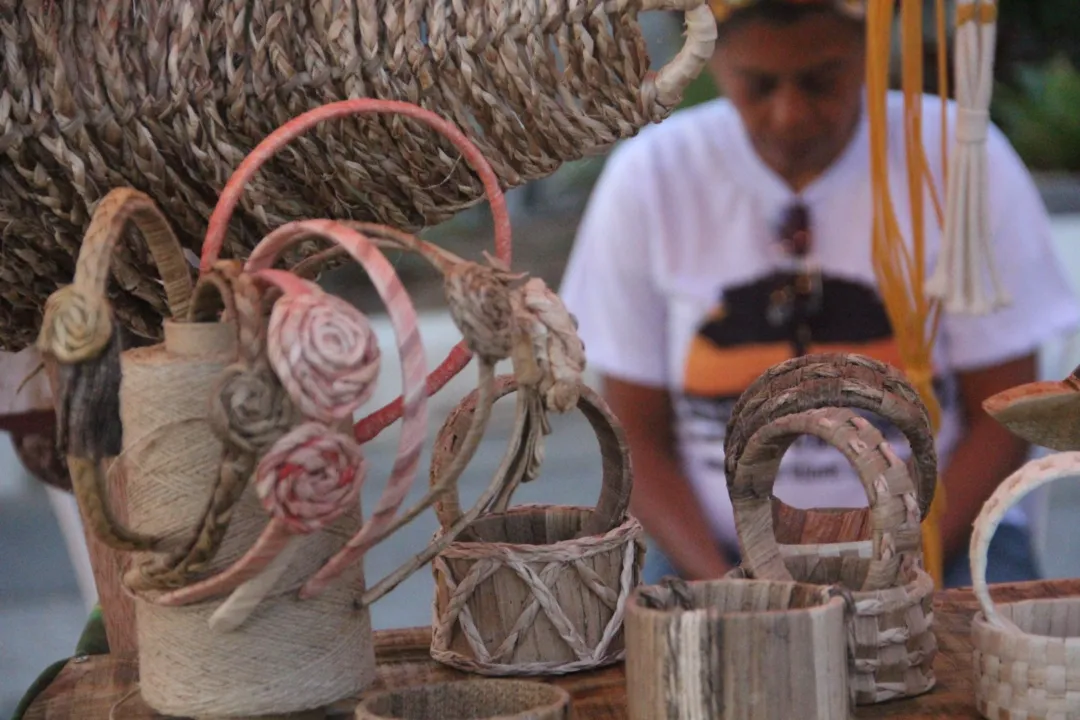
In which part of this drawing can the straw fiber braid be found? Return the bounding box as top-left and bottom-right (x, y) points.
(0, 0), (714, 352)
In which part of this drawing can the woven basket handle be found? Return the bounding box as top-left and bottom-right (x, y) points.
(639, 1), (718, 112)
(725, 352), (938, 521)
(430, 375), (633, 539)
(971, 451), (1080, 632)
(730, 407), (921, 591)
(35, 188), (194, 554)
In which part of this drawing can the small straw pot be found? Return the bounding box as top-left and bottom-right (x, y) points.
(724, 353), (937, 569)
(970, 451), (1080, 720)
(430, 376), (644, 676)
(624, 577), (853, 720)
(355, 679), (570, 720)
(728, 407), (936, 705)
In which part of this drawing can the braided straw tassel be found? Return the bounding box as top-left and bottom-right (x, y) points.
(927, 0), (1009, 315)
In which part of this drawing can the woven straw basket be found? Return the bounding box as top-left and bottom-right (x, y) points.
(355, 679), (571, 720)
(624, 576), (852, 720)
(430, 375), (645, 676)
(725, 352), (937, 569)
(0, 0), (717, 353)
(971, 451), (1080, 720)
(727, 406), (937, 705)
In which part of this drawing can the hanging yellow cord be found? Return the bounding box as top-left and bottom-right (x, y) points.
(866, 0), (948, 587)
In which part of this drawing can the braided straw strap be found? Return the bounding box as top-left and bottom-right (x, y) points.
(430, 376), (643, 676)
(731, 407), (920, 591)
(969, 452), (1080, 720)
(35, 187), (194, 553)
(725, 352), (938, 521)
(355, 679), (571, 720)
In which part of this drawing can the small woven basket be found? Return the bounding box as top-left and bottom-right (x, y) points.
(625, 576), (853, 720)
(725, 352), (939, 564)
(355, 679), (570, 720)
(970, 451), (1080, 720)
(727, 406), (937, 705)
(430, 376), (645, 676)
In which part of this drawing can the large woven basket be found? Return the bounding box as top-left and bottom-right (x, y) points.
(727, 406), (936, 705)
(724, 352), (936, 569)
(430, 375), (645, 676)
(0, 0), (716, 352)
(625, 576), (852, 720)
(971, 451), (1080, 720)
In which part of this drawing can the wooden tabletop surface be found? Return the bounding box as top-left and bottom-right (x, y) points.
(23, 578), (1080, 719)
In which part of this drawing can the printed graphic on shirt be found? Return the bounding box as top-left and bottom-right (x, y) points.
(677, 271), (951, 486)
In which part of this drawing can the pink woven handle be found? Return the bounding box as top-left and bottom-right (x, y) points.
(970, 451), (1080, 632)
(198, 99), (513, 446)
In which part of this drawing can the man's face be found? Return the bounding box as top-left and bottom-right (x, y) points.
(708, 11), (866, 189)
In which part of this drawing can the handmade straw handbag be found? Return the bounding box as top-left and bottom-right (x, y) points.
(727, 406), (937, 706)
(624, 576), (853, 720)
(0, 0), (717, 353)
(971, 451), (1080, 720)
(429, 375), (645, 676)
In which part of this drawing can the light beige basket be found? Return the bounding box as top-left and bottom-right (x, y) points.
(624, 576), (853, 720)
(429, 376), (645, 676)
(724, 352), (936, 569)
(728, 406), (937, 705)
(355, 679), (571, 720)
(971, 451), (1080, 720)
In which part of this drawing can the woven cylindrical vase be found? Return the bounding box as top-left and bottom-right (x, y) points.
(355, 680), (571, 720)
(625, 577), (852, 720)
(727, 407), (937, 705)
(121, 320), (375, 718)
(430, 377), (644, 676)
(971, 451), (1080, 720)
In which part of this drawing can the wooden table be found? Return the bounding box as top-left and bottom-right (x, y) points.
(23, 578), (1080, 719)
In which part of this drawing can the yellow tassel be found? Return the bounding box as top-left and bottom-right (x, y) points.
(867, 0), (948, 588)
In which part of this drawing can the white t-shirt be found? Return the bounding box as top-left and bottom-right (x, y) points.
(560, 91), (1080, 551)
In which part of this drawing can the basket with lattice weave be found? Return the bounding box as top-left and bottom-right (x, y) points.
(971, 451), (1080, 720)
(429, 375), (644, 676)
(726, 406), (937, 706)
(724, 352), (938, 570)
(0, 0), (716, 353)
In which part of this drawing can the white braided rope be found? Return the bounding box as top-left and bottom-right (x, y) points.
(927, 0), (1008, 314)
(430, 514), (642, 676)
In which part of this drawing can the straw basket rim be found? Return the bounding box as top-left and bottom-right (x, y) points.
(628, 577), (849, 621)
(435, 505), (643, 559)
